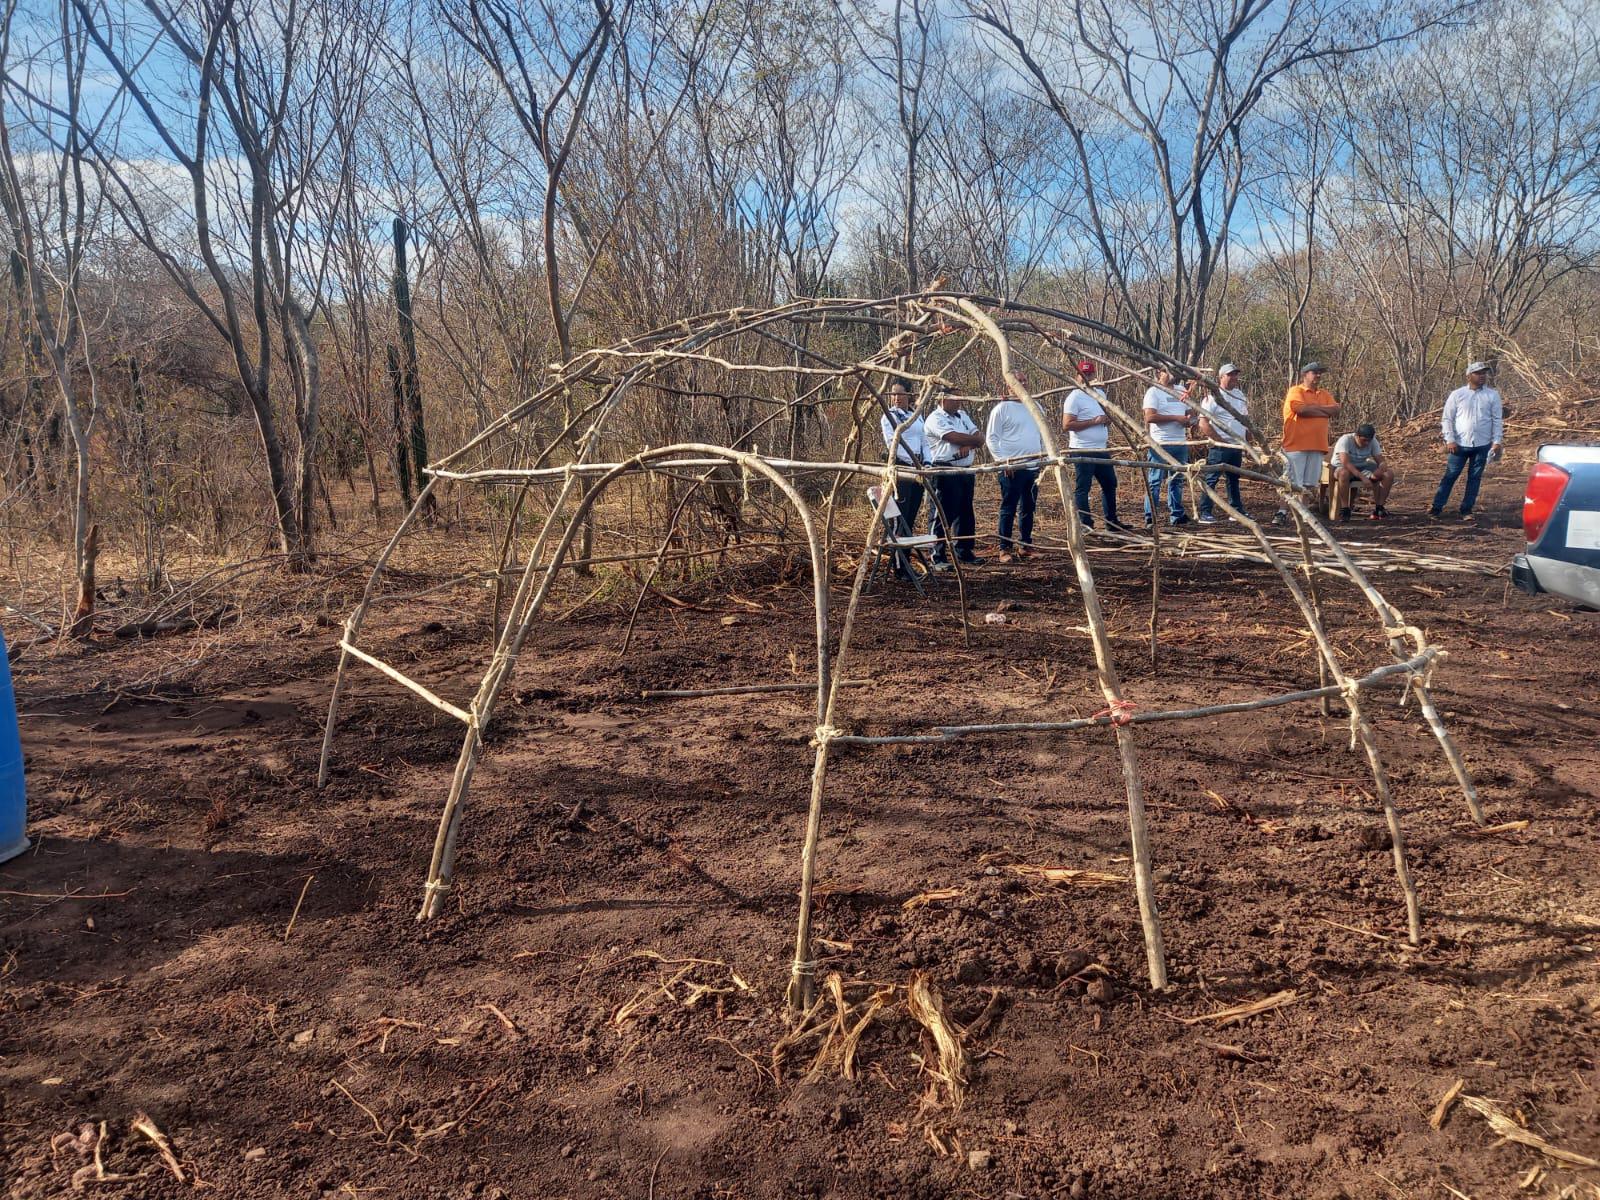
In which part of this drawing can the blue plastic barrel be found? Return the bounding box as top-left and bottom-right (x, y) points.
(0, 629), (27, 864)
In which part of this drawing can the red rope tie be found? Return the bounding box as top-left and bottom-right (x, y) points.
(1089, 699), (1138, 727)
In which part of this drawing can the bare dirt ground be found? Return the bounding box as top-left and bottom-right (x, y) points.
(3, 447), (1598, 1200)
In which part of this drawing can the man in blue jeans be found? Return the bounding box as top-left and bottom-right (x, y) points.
(1062, 360), (1121, 529)
(985, 381), (1044, 561)
(1198, 362), (1249, 522)
(1142, 368), (1196, 526)
(1430, 362), (1504, 521)
(924, 387), (985, 567)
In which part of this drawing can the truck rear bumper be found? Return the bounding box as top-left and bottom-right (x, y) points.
(1516, 552), (1600, 607)
(1511, 554), (1543, 594)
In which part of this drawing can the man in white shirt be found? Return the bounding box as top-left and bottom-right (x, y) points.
(923, 387), (984, 567)
(1197, 363), (1250, 523)
(880, 380), (928, 538)
(1332, 423), (1393, 520)
(1142, 367), (1197, 526)
(1062, 360), (1121, 529)
(1429, 362), (1504, 521)
(984, 377), (1044, 562)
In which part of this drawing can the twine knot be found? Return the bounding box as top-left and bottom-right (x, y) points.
(790, 959), (817, 978)
(1339, 678), (1364, 750)
(811, 724), (844, 748)
(1090, 699), (1138, 727)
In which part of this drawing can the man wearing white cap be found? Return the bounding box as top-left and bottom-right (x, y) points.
(1429, 362), (1504, 520)
(1197, 363), (1249, 523)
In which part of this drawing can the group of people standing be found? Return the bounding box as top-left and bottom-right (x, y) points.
(878, 355), (1506, 570)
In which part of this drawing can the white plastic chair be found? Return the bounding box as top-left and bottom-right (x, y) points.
(867, 485), (942, 593)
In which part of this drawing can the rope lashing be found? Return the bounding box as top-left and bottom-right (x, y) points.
(789, 959), (817, 978)
(811, 724), (844, 749)
(1340, 678), (1365, 750)
(1089, 699), (1138, 727)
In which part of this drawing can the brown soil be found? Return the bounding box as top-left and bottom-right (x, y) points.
(3, 453), (1598, 1200)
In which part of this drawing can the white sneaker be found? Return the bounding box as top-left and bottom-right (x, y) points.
(1197, 514), (1219, 524)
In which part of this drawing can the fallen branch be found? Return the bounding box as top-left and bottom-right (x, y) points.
(111, 604), (238, 640)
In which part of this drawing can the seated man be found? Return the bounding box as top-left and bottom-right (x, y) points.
(1330, 423), (1393, 520)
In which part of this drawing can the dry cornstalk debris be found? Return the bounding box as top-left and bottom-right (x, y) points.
(1432, 1078), (1467, 1129)
(1179, 990), (1302, 1027)
(613, 956), (750, 1027)
(1457, 1095), (1600, 1170)
(1005, 865), (1127, 888)
(1466, 820), (1531, 836)
(905, 973), (969, 1111)
(129, 1112), (185, 1185)
(902, 887), (965, 910)
(771, 971), (970, 1112)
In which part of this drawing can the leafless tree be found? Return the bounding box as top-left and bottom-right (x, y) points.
(845, 0), (941, 293)
(68, 0), (375, 565)
(1328, 0), (1600, 398)
(967, 0), (1469, 363)
(0, 0), (107, 632)
(442, 0), (619, 362)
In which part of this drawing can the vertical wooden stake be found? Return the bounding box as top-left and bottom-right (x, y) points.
(957, 299), (1168, 990)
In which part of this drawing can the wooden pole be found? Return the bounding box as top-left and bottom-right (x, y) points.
(318, 476), (441, 788)
(1091, 400), (1422, 943)
(788, 479), (895, 1011)
(1294, 514), (1333, 718)
(418, 445), (833, 920)
(954, 298), (1168, 989)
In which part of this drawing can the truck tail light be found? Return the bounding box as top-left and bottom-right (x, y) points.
(1523, 462), (1571, 544)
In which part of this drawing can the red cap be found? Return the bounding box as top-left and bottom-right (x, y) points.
(1076, 360), (1096, 375)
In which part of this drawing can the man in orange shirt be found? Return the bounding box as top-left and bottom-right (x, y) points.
(1278, 362), (1340, 521)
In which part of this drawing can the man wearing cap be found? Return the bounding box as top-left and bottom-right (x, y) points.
(924, 387), (984, 568)
(1198, 363), (1250, 523)
(1331, 423), (1394, 520)
(985, 376), (1045, 562)
(880, 380), (928, 538)
(1142, 367), (1197, 526)
(1429, 362), (1504, 521)
(1063, 360), (1122, 530)
(1279, 362), (1340, 520)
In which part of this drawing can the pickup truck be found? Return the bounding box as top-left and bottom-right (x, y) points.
(1512, 443), (1600, 608)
